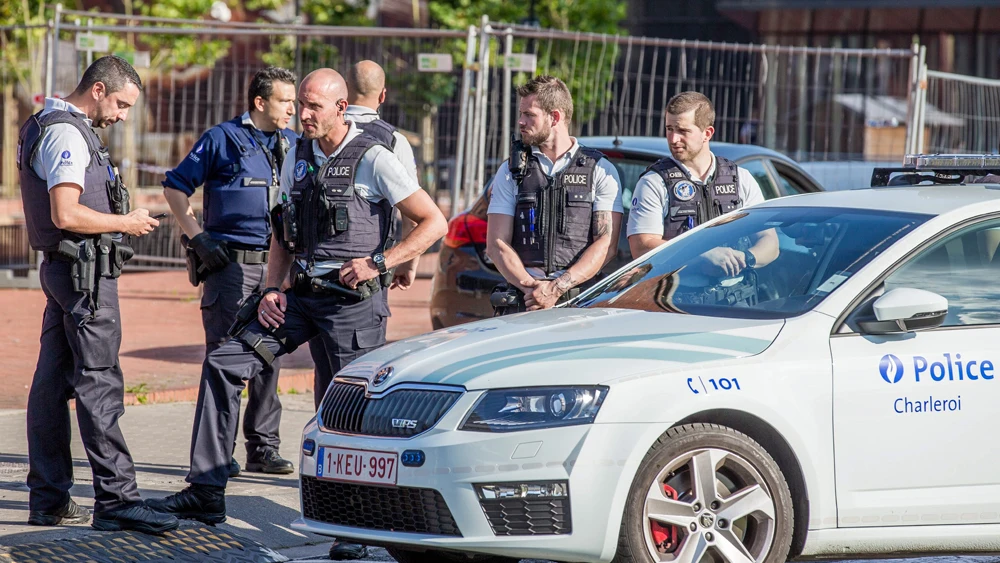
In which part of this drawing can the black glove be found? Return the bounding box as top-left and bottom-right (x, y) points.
(190, 232), (230, 272)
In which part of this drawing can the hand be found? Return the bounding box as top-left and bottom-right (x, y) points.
(700, 246), (747, 277)
(524, 279), (564, 311)
(340, 257), (379, 289)
(191, 232), (231, 272)
(258, 290), (286, 328)
(390, 261), (416, 290)
(122, 208), (159, 237)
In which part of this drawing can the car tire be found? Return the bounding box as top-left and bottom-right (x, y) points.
(613, 423), (793, 563)
(385, 546), (518, 563)
(431, 316), (444, 330)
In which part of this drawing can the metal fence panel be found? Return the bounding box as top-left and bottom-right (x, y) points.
(924, 69), (1000, 154)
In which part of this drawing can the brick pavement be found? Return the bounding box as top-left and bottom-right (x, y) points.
(0, 259), (436, 409)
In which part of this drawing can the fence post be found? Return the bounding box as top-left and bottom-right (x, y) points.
(915, 46), (928, 154)
(451, 24), (478, 217)
(52, 4), (63, 95)
(44, 19), (55, 97)
(904, 41), (920, 155)
(501, 27), (514, 162)
(468, 15), (491, 210)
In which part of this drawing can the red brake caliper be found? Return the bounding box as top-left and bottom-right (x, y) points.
(650, 483), (680, 553)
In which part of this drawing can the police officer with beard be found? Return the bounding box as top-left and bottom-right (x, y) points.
(486, 75), (623, 313)
(147, 68), (447, 523)
(163, 67), (298, 478)
(627, 91), (779, 277)
(19, 55), (178, 534)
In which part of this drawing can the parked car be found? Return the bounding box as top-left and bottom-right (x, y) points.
(430, 137), (824, 328)
(294, 160), (1000, 563)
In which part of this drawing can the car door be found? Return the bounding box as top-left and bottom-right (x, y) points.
(830, 216), (1000, 527)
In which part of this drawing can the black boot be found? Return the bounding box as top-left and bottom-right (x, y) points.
(28, 498), (91, 526)
(245, 448), (294, 474)
(328, 540), (368, 560)
(229, 457), (241, 478)
(92, 501), (178, 535)
(146, 484), (226, 525)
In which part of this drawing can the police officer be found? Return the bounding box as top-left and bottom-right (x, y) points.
(316, 59), (420, 561)
(486, 75), (623, 313)
(18, 55), (178, 534)
(163, 66), (297, 477)
(147, 68), (447, 522)
(627, 91), (778, 275)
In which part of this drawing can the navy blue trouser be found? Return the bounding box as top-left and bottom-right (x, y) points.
(188, 288), (388, 488)
(27, 259), (142, 513)
(201, 261), (282, 457)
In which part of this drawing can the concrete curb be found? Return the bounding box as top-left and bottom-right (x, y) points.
(123, 371), (316, 406)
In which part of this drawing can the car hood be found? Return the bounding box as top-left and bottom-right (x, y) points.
(340, 309), (783, 391)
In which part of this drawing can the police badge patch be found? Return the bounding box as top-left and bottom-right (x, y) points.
(294, 160), (308, 181)
(673, 180), (696, 202)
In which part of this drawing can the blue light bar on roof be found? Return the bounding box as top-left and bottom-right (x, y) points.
(903, 154), (1000, 169)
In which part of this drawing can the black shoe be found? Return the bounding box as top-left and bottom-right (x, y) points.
(229, 457), (241, 478)
(245, 448), (294, 474)
(329, 540), (368, 560)
(28, 498), (91, 526)
(92, 501), (178, 535)
(146, 485), (226, 525)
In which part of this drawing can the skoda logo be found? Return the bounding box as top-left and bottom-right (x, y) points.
(373, 366), (394, 386)
(879, 354), (904, 384)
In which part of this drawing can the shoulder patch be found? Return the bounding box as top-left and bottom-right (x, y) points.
(673, 180), (696, 202)
(61, 150), (71, 159)
(294, 160), (308, 181)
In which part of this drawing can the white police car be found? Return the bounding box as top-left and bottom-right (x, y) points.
(293, 155), (1000, 563)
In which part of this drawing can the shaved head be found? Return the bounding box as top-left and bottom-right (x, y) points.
(347, 60), (386, 107)
(301, 68), (347, 102)
(298, 68), (349, 145)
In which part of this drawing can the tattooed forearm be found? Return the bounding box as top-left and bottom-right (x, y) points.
(554, 271), (575, 294)
(592, 210), (612, 238)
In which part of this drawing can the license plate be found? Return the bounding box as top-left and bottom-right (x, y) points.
(317, 446), (398, 486)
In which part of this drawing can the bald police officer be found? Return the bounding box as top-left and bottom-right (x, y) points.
(628, 91), (778, 276)
(18, 55), (178, 534)
(163, 66), (298, 478)
(147, 68), (447, 523)
(486, 75), (623, 312)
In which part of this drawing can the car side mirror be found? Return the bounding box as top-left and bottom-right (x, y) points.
(858, 288), (948, 335)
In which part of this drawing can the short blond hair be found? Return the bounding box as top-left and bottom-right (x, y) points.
(517, 75), (574, 124)
(666, 91), (715, 130)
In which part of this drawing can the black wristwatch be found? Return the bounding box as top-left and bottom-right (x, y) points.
(263, 286), (282, 296)
(372, 253), (388, 275)
(743, 250), (757, 269)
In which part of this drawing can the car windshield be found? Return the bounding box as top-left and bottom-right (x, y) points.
(574, 207), (930, 319)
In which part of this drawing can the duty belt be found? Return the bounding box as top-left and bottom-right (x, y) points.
(228, 248), (269, 265)
(43, 251), (76, 263)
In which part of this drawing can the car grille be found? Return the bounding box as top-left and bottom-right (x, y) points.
(479, 497), (572, 536)
(301, 476), (462, 536)
(319, 382), (461, 437)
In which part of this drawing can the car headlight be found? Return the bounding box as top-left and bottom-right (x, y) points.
(459, 386), (608, 432)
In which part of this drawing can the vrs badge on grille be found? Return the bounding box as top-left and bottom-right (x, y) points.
(392, 418), (418, 429)
(374, 366), (394, 386)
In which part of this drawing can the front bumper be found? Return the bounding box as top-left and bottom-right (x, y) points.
(292, 392), (657, 563)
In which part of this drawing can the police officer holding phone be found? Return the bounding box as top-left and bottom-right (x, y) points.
(163, 67), (298, 477)
(19, 55), (178, 534)
(147, 68), (447, 524)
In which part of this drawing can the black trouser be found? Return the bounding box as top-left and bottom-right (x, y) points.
(201, 261), (282, 458)
(27, 259), (142, 513)
(188, 289), (388, 487)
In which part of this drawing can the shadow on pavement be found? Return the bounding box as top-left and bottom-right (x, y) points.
(122, 344), (317, 369)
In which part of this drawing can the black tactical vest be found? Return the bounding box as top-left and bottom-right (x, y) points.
(17, 109), (124, 251)
(289, 135), (392, 262)
(510, 143), (606, 273)
(645, 156), (741, 240)
(355, 119), (397, 150)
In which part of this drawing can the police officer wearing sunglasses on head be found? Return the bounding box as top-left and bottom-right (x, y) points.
(162, 66), (298, 478)
(486, 75), (623, 315)
(18, 55), (177, 534)
(147, 68), (447, 524)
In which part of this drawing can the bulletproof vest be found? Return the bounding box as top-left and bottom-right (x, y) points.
(510, 144), (605, 273)
(202, 118), (291, 248)
(17, 109), (122, 251)
(646, 156), (741, 240)
(289, 134), (392, 262)
(355, 119), (397, 150)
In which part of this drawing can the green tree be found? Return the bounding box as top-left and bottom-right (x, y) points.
(1, 0), (52, 98)
(260, 0), (372, 70)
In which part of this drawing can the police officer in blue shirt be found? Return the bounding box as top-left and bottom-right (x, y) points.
(163, 66), (298, 476)
(147, 68), (447, 525)
(18, 55), (177, 534)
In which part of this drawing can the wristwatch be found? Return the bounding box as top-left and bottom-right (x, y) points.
(372, 253), (388, 275)
(743, 250), (757, 269)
